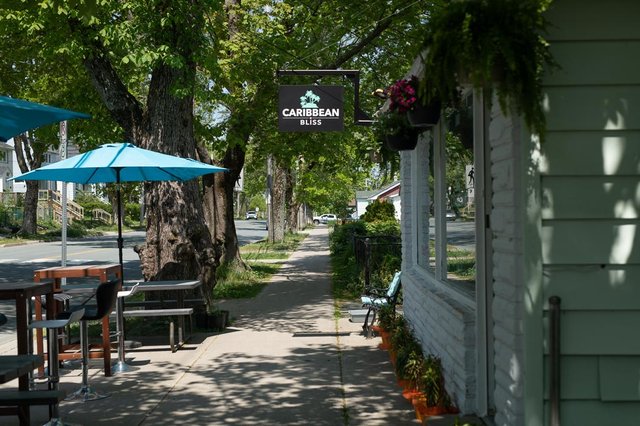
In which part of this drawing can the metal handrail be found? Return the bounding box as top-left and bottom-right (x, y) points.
(549, 296), (561, 426)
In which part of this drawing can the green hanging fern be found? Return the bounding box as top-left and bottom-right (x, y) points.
(421, 0), (556, 140)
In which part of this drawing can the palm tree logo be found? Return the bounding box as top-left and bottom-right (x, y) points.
(300, 90), (320, 108)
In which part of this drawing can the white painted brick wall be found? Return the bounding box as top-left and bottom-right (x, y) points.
(490, 105), (526, 426)
(400, 131), (477, 414)
(399, 98), (526, 423)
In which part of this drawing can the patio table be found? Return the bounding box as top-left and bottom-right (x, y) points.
(33, 264), (121, 377)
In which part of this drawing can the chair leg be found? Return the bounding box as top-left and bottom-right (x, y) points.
(368, 310), (378, 338)
(65, 320), (110, 402)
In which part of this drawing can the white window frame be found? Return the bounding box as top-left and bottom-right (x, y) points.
(411, 89), (486, 311)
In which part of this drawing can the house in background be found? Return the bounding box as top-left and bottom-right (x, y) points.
(355, 181), (401, 220)
(0, 142), (13, 192)
(398, 1), (640, 425)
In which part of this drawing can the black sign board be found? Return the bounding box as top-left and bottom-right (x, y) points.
(278, 85), (344, 132)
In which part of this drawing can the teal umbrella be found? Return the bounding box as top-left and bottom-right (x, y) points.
(12, 142), (227, 276)
(0, 95), (90, 141)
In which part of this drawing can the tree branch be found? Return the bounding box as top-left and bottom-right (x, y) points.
(326, 15), (393, 69)
(68, 19), (143, 140)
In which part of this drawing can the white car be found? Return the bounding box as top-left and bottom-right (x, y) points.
(313, 214), (337, 225)
(246, 211), (257, 220)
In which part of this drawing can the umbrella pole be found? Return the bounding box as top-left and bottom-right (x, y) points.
(113, 169), (132, 374)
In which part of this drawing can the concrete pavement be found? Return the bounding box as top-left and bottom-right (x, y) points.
(0, 227), (432, 425)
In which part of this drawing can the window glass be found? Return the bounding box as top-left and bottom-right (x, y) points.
(445, 95), (476, 285)
(415, 93), (477, 289)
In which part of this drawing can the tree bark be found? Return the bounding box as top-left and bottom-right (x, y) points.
(13, 134), (42, 235)
(270, 160), (287, 242)
(285, 167), (299, 233)
(197, 143), (246, 269)
(74, 13), (219, 309)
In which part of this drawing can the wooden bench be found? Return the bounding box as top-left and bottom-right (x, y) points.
(0, 390), (66, 425)
(114, 308), (194, 352)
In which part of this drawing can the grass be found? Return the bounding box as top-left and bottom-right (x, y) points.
(213, 262), (281, 299)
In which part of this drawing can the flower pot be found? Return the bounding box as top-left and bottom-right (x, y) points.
(384, 132), (418, 151)
(408, 98), (441, 128)
(196, 310), (229, 331)
(214, 310), (230, 330)
(402, 388), (424, 401)
(411, 396), (429, 421)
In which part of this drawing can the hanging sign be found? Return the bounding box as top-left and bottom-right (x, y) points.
(279, 85), (344, 132)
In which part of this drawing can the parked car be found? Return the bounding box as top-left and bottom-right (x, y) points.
(313, 214), (337, 225)
(446, 210), (457, 221)
(246, 211), (257, 220)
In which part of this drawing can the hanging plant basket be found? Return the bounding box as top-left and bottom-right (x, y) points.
(384, 132), (418, 151)
(408, 98), (441, 128)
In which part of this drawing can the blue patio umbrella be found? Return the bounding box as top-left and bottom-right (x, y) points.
(12, 142), (226, 373)
(0, 95), (90, 141)
(12, 142), (227, 274)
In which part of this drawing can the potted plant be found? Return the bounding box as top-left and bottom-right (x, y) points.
(195, 306), (229, 331)
(373, 110), (419, 151)
(420, 0), (556, 140)
(387, 76), (441, 128)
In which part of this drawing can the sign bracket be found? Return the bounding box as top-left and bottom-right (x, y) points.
(276, 69), (373, 126)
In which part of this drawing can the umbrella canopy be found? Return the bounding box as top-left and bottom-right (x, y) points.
(0, 95), (90, 142)
(12, 142), (226, 183)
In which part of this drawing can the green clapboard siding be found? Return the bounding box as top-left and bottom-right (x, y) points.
(543, 356), (599, 399)
(546, 41), (640, 87)
(541, 131), (640, 176)
(543, 266), (640, 310)
(542, 221), (640, 264)
(544, 401), (640, 426)
(545, 86), (640, 132)
(599, 357), (640, 401)
(541, 176), (640, 219)
(546, 0), (640, 41)
(544, 311), (640, 355)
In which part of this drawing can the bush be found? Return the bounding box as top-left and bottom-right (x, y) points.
(330, 219), (401, 299)
(361, 199), (396, 223)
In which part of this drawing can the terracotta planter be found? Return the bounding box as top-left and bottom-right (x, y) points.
(424, 406), (449, 416)
(411, 396), (429, 422)
(384, 132), (418, 151)
(408, 98), (441, 128)
(377, 341), (391, 350)
(402, 388), (424, 401)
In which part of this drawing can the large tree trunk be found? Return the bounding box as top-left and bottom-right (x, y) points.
(198, 143), (246, 269)
(13, 134), (42, 235)
(133, 63), (218, 309)
(285, 167), (299, 233)
(270, 160), (287, 243)
(77, 13), (219, 310)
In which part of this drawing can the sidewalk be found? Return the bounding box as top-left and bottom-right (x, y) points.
(1, 227), (420, 425)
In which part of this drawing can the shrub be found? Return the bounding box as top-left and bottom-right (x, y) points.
(361, 199), (396, 223)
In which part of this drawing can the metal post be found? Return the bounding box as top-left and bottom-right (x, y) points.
(59, 122), (68, 284)
(549, 296), (561, 426)
(364, 237), (371, 292)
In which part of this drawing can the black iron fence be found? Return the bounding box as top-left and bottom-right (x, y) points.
(354, 235), (401, 292)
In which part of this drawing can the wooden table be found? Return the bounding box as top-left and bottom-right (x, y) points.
(33, 264), (121, 377)
(0, 355), (44, 384)
(0, 282), (54, 424)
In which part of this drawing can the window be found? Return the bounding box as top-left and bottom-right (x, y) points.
(416, 91), (477, 292)
(0, 151), (7, 163)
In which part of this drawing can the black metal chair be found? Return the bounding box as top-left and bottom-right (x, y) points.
(57, 280), (119, 402)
